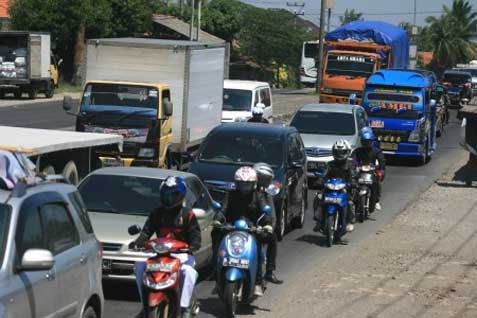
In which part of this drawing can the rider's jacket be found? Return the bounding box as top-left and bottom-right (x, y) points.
(352, 147), (386, 169)
(224, 190), (274, 227)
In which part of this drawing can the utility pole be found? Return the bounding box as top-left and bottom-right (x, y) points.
(327, 7), (331, 32)
(196, 0), (202, 41)
(179, 0), (183, 18)
(286, 2), (305, 25)
(315, 0), (326, 95)
(413, 0), (417, 26)
(189, 0), (195, 40)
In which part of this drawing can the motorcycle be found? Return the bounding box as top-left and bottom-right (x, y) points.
(321, 178), (348, 247)
(128, 225), (200, 318)
(214, 205), (272, 318)
(356, 164), (377, 222)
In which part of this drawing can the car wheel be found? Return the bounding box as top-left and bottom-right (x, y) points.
(276, 200), (287, 241)
(82, 306), (97, 318)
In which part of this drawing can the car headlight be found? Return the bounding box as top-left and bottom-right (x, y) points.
(408, 129), (420, 142)
(138, 147), (155, 158)
(227, 233), (247, 256)
(143, 272), (177, 290)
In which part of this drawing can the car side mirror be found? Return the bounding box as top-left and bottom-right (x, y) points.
(266, 183), (280, 196)
(128, 225), (141, 236)
(256, 102), (266, 109)
(193, 208), (207, 219)
(163, 99), (173, 117)
(290, 161), (303, 168)
(19, 249), (54, 271)
(63, 96), (76, 115)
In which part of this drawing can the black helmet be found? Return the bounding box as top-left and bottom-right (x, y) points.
(332, 139), (351, 162)
(253, 162), (274, 188)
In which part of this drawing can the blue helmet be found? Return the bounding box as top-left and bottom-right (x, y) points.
(160, 176), (187, 209)
(361, 127), (375, 147)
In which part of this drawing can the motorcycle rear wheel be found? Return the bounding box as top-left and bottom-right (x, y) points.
(357, 196), (365, 223)
(326, 214), (335, 247)
(224, 281), (239, 318)
(148, 301), (170, 318)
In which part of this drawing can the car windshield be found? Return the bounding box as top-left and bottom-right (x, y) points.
(304, 43), (318, 58)
(290, 111), (356, 135)
(198, 134), (284, 166)
(443, 73), (470, 85)
(458, 69), (477, 77)
(0, 204), (11, 267)
(81, 83), (159, 109)
(326, 54), (375, 78)
(223, 89), (253, 111)
(78, 175), (164, 215)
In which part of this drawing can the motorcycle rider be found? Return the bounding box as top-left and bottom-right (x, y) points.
(248, 105), (269, 123)
(129, 176), (201, 318)
(314, 140), (356, 241)
(352, 127), (385, 211)
(214, 166), (277, 296)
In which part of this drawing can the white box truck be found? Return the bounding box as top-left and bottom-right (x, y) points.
(0, 32), (60, 99)
(64, 38), (225, 169)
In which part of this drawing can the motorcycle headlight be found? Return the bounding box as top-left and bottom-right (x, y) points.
(334, 183), (346, 190)
(227, 233), (247, 256)
(325, 183), (346, 191)
(138, 147), (155, 158)
(143, 272), (177, 290)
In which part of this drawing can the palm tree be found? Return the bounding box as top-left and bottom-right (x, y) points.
(339, 9), (363, 26)
(443, 0), (477, 32)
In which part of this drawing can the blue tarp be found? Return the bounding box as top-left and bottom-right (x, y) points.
(325, 21), (409, 69)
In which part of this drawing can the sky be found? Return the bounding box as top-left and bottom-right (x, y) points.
(239, 0), (463, 30)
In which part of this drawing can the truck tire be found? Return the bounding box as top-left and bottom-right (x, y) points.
(14, 90), (22, 99)
(45, 81), (55, 98)
(28, 89), (37, 100)
(62, 161), (79, 185)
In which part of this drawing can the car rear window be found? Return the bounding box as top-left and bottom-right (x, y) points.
(290, 111), (356, 136)
(444, 73), (471, 84)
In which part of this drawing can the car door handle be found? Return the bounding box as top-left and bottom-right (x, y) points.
(80, 254), (88, 265)
(46, 270), (55, 281)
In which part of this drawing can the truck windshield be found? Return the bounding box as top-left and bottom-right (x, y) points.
(223, 89), (252, 111)
(199, 134), (283, 167)
(290, 111), (356, 136)
(365, 92), (422, 119)
(443, 73), (471, 85)
(78, 175), (163, 216)
(0, 204), (11, 267)
(326, 54), (375, 78)
(81, 83), (159, 109)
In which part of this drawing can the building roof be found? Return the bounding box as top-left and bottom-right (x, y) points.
(224, 80), (270, 90)
(299, 103), (357, 114)
(0, 0), (10, 18)
(153, 14), (224, 44)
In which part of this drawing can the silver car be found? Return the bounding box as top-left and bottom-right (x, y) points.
(289, 103), (369, 189)
(0, 179), (104, 318)
(78, 167), (217, 281)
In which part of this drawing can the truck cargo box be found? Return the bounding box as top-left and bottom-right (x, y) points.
(84, 38), (225, 152)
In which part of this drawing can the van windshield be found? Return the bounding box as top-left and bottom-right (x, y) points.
(81, 83), (159, 109)
(304, 43), (318, 58)
(365, 91), (423, 119)
(326, 54), (375, 78)
(223, 89), (253, 111)
(0, 204), (11, 267)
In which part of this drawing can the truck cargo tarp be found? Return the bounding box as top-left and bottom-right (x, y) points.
(325, 21), (409, 69)
(0, 126), (123, 156)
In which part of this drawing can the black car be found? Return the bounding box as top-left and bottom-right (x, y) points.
(189, 123), (307, 240)
(442, 70), (473, 106)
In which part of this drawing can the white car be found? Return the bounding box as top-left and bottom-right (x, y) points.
(221, 80), (273, 122)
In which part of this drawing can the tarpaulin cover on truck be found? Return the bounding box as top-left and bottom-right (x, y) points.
(325, 20), (409, 69)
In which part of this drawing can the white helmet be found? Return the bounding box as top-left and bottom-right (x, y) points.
(234, 166), (257, 194)
(332, 139), (351, 161)
(251, 106), (264, 116)
(253, 162), (274, 188)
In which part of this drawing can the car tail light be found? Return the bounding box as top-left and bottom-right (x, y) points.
(300, 67), (305, 76)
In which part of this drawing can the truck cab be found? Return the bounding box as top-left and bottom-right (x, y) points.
(362, 70), (438, 164)
(70, 81), (173, 168)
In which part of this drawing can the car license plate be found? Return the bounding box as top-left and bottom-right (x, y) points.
(101, 158), (124, 167)
(102, 259), (112, 271)
(370, 120), (384, 128)
(324, 196), (342, 204)
(380, 142), (398, 151)
(223, 257), (249, 269)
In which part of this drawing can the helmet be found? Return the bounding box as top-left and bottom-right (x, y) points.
(251, 106), (264, 116)
(234, 166), (257, 194)
(361, 127), (375, 148)
(332, 139), (351, 161)
(159, 176), (187, 209)
(253, 162), (274, 188)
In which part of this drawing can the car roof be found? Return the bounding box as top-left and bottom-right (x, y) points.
(209, 123), (296, 138)
(224, 80), (270, 90)
(86, 167), (197, 180)
(298, 103), (357, 114)
(0, 181), (77, 205)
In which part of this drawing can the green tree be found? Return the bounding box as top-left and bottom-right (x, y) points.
(110, 0), (153, 37)
(339, 9), (363, 26)
(443, 0), (477, 32)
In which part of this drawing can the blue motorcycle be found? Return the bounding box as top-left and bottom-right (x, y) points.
(322, 178), (348, 247)
(215, 206), (272, 317)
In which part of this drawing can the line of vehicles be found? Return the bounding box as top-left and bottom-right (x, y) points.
(0, 20), (474, 318)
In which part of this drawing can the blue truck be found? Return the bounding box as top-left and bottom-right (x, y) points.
(361, 69), (438, 164)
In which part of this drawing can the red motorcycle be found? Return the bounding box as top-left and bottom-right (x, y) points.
(128, 226), (200, 318)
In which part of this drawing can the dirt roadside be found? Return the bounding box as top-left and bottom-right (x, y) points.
(260, 152), (477, 318)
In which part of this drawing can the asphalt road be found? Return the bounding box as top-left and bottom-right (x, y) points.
(0, 98), (465, 317)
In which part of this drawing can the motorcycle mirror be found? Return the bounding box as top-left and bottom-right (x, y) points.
(128, 225), (141, 236)
(262, 205), (272, 214)
(212, 201), (222, 211)
(430, 99), (437, 107)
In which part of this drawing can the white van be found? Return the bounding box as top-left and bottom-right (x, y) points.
(221, 80), (273, 122)
(300, 41), (319, 87)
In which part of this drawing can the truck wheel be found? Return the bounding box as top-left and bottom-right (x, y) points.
(28, 89), (37, 100)
(45, 81), (55, 98)
(62, 161), (79, 185)
(14, 91), (22, 99)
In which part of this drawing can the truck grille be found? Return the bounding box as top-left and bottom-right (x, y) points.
(373, 129), (410, 143)
(101, 242), (123, 252)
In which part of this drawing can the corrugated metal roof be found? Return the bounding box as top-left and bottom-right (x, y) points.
(0, 0), (9, 18)
(153, 14), (224, 44)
